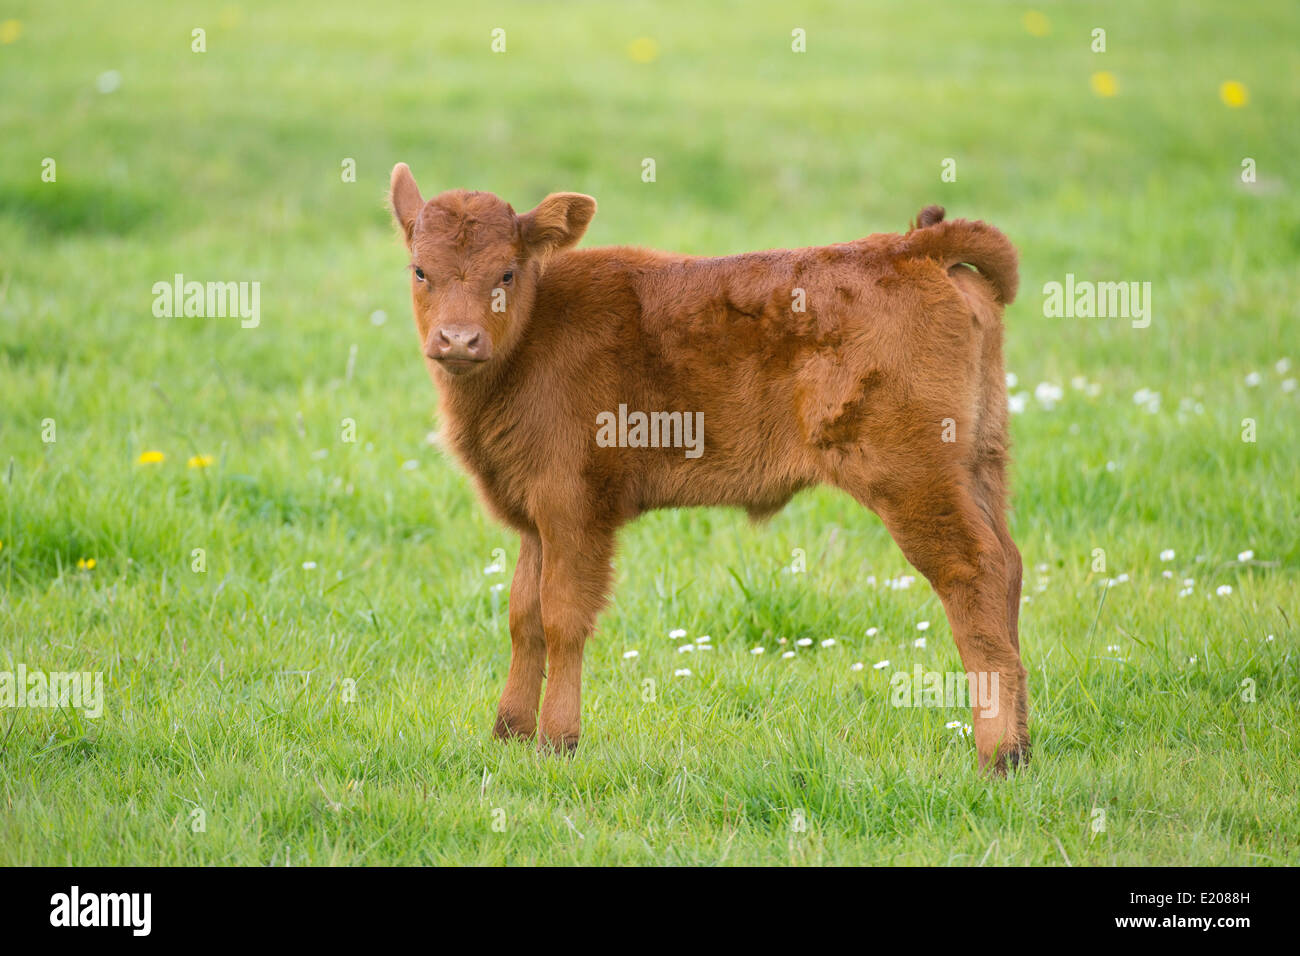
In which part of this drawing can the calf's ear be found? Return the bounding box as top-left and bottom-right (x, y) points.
(520, 193), (597, 257)
(389, 163), (424, 244)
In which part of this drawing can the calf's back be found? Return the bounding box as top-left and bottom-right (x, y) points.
(442, 217), (1016, 532)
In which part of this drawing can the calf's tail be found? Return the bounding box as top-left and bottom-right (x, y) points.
(905, 206), (1019, 306)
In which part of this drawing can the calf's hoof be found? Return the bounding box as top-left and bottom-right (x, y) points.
(492, 711), (536, 742)
(980, 736), (1031, 776)
(537, 731), (580, 755)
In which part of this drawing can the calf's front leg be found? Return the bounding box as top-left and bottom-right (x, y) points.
(536, 526), (614, 753)
(493, 530), (546, 740)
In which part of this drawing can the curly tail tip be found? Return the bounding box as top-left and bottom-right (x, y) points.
(912, 205), (946, 231)
(906, 216), (1020, 306)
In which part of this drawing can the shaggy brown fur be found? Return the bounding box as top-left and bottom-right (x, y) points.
(389, 162), (1029, 773)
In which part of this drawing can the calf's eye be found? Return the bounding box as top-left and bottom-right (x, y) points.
(501, 271), (513, 284)
(414, 267), (426, 281)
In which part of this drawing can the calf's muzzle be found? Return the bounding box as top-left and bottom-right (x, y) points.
(427, 324), (490, 371)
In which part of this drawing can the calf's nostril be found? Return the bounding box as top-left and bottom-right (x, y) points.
(430, 327), (487, 361)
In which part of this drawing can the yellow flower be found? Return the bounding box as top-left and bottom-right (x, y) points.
(1022, 11), (1050, 37)
(1219, 80), (1248, 108)
(77, 557), (96, 570)
(627, 37), (659, 64)
(137, 450), (165, 464)
(0, 19), (22, 44)
(1090, 71), (1118, 98)
(187, 454), (215, 469)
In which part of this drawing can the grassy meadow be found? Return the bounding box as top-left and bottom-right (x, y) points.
(0, 0), (1297, 864)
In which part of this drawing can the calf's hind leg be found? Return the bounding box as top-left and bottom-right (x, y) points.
(969, 455), (1029, 756)
(859, 472), (1029, 773)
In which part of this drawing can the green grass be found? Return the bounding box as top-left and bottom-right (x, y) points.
(1, 0), (1297, 865)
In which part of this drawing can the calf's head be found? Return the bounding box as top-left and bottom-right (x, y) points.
(389, 163), (596, 377)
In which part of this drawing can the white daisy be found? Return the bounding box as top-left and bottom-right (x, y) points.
(1035, 382), (1064, 408)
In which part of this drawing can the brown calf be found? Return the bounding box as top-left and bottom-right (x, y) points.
(389, 162), (1029, 773)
